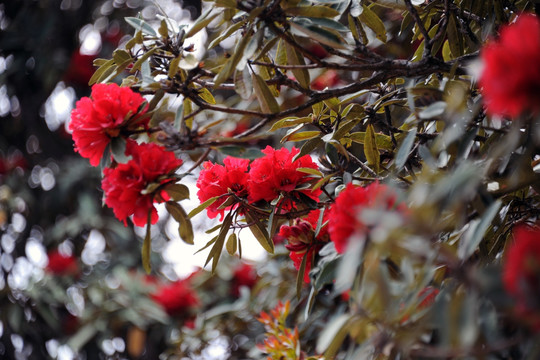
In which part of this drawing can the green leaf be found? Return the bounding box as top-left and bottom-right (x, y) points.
(189, 196), (220, 218)
(208, 21), (244, 49)
(459, 200), (502, 260)
(270, 116), (312, 132)
(285, 41), (310, 89)
(185, 9), (218, 38)
(226, 232), (237, 255)
(281, 130), (321, 143)
(275, 39), (288, 65)
(358, 5), (387, 42)
(67, 324), (99, 352)
(110, 137), (130, 164)
(285, 6), (340, 18)
(349, 131), (394, 151)
(244, 211), (274, 253)
(394, 128), (417, 171)
(205, 213), (232, 273)
(164, 183), (190, 201)
(252, 73), (280, 113)
(166, 201), (194, 245)
(88, 59), (115, 85)
(142, 211), (152, 274)
(131, 47), (158, 73)
(297, 167), (323, 177)
(364, 124), (380, 173)
(317, 314), (350, 354)
(293, 137), (324, 162)
(125, 17), (157, 36)
(198, 87), (216, 104)
(234, 67), (253, 100)
(289, 21), (347, 49)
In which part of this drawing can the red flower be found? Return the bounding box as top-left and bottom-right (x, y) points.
(232, 262), (258, 296)
(69, 83), (148, 166)
(479, 14), (540, 118)
(248, 146), (321, 209)
(151, 279), (199, 316)
(196, 156), (250, 220)
(275, 209), (329, 283)
(503, 225), (540, 329)
(46, 250), (79, 276)
(101, 141), (183, 227)
(328, 182), (403, 254)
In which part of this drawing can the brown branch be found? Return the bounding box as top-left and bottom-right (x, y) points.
(404, 0), (432, 58)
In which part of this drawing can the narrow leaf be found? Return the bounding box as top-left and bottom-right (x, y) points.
(394, 128), (417, 171)
(189, 196), (220, 218)
(142, 211), (152, 274)
(226, 233), (237, 255)
(245, 211), (274, 253)
(252, 73), (280, 113)
(364, 124), (380, 173)
(165, 202), (194, 245)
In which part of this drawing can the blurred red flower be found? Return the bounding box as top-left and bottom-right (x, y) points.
(196, 156), (250, 220)
(46, 250), (79, 276)
(151, 279), (199, 316)
(69, 83), (148, 166)
(102, 141), (183, 227)
(479, 14), (540, 118)
(503, 225), (540, 329)
(311, 70), (341, 91)
(328, 182), (403, 254)
(276, 209), (329, 283)
(248, 146), (321, 209)
(232, 262), (258, 296)
(63, 49), (96, 87)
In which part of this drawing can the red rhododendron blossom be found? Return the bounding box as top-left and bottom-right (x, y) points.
(232, 262), (258, 296)
(275, 209), (329, 283)
(69, 83), (148, 166)
(151, 279), (199, 316)
(196, 156), (250, 220)
(102, 141), (183, 227)
(503, 225), (540, 329)
(328, 182), (403, 254)
(46, 250), (79, 276)
(479, 14), (540, 118)
(248, 146), (321, 209)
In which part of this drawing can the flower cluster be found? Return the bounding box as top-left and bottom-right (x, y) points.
(151, 278), (200, 316)
(275, 209), (329, 283)
(503, 225), (540, 329)
(196, 157), (250, 220)
(479, 14), (540, 118)
(69, 83), (148, 166)
(102, 141), (183, 226)
(328, 182), (404, 254)
(196, 146), (321, 218)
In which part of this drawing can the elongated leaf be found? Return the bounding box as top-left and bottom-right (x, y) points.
(285, 41), (310, 89)
(394, 128), (417, 171)
(125, 17), (157, 36)
(459, 200), (502, 260)
(226, 233), (237, 255)
(270, 116), (312, 132)
(165, 201), (194, 245)
(89, 59), (115, 85)
(275, 39), (288, 65)
(198, 87), (216, 104)
(189, 196), (220, 218)
(349, 131), (394, 150)
(234, 67), (253, 100)
(282, 131), (321, 143)
(293, 137), (324, 162)
(131, 48), (158, 73)
(252, 73), (280, 113)
(364, 124), (380, 173)
(244, 211), (274, 253)
(289, 21), (347, 49)
(358, 5), (387, 42)
(285, 6), (340, 18)
(142, 211), (152, 274)
(214, 26), (253, 86)
(164, 183), (189, 202)
(208, 21), (244, 49)
(185, 9), (218, 38)
(205, 213), (232, 273)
